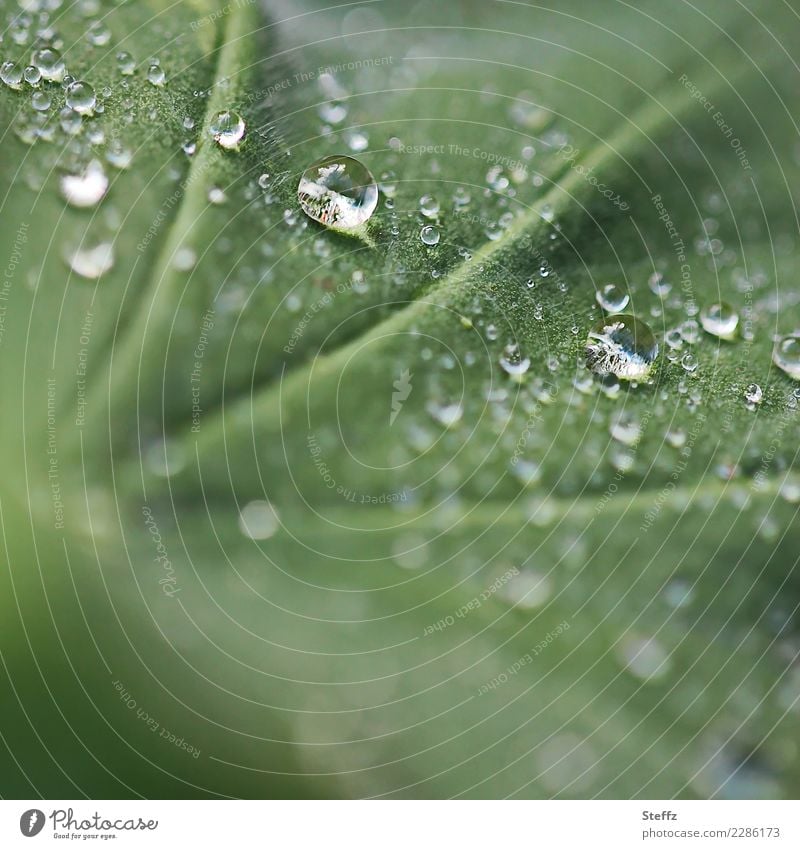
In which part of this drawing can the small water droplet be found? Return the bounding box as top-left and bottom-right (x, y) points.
(681, 352), (698, 373)
(147, 63), (166, 87)
(31, 90), (50, 111)
(595, 282), (630, 313)
(297, 155), (377, 230)
(617, 633), (671, 681)
(499, 570), (552, 608)
(744, 383), (763, 405)
(238, 500), (279, 540)
(420, 224), (439, 246)
(173, 247), (197, 271)
(773, 334), (800, 380)
(499, 343), (530, 377)
(585, 314), (659, 381)
(419, 194), (440, 219)
(87, 20), (112, 46)
(426, 400), (463, 428)
(116, 50), (135, 75)
(59, 159), (108, 207)
(648, 271), (671, 297)
(700, 301), (738, 340)
(24, 65), (41, 86)
(609, 411), (641, 446)
(210, 109), (245, 149)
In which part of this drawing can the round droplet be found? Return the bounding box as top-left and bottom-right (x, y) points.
(116, 51), (136, 75)
(65, 241), (114, 279)
(499, 343), (530, 376)
(59, 107), (82, 135)
(595, 282), (629, 313)
(0, 61), (23, 90)
(87, 21), (112, 46)
(681, 352), (698, 373)
(31, 47), (65, 82)
(24, 65), (41, 86)
(700, 301), (738, 340)
(31, 90), (50, 111)
(648, 271), (671, 297)
(585, 314), (659, 381)
(744, 383), (763, 405)
(297, 154), (378, 230)
(210, 110), (245, 150)
(147, 63), (166, 87)
(617, 633), (671, 681)
(60, 159), (108, 208)
(773, 334), (800, 380)
(420, 224), (439, 246)
(238, 500), (279, 540)
(499, 571), (552, 609)
(65, 80), (96, 115)
(419, 194), (440, 218)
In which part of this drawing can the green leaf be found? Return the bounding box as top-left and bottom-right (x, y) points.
(1, 0), (799, 799)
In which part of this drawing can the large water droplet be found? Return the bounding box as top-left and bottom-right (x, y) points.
(210, 110), (245, 149)
(32, 47), (65, 82)
(65, 80), (96, 115)
(297, 154), (377, 230)
(238, 500), (279, 540)
(700, 301), (738, 340)
(773, 333), (800, 379)
(59, 159), (108, 207)
(65, 241), (114, 279)
(0, 61), (23, 90)
(595, 282), (629, 313)
(585, 314), (658, 381)
(420, 224), (439, 246)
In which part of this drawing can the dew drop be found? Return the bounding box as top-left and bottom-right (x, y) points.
(65, 80), (96, 115)
(24, 65), (41, 86)
(772, 334), (800, 380)
(297, 155), (378, 230)
(65, 241), (114, 279)
(419, 194), (440, 218)
(420, 224), (440, 246)
(595, 282), (630, 313)
(499, 343), (530, 377)
(59, 159), (108, 208)
(31, 90), (50, 111)
(0, 61), (23, 90)
(116, 50), (135, 75)
(499, 570), (552, 608)
(585, 314), (658, 381)
(744, 383), (763, 405)
(617, 633), (671, 681)
(238, 500), (280, 540)
(209, 109), (245, 150)
(681, 352), (698, 373)
(700, 301), (738, 340)
(31, 47), (65, 83)
(147, 63), (166, 87)
(648, 271), (671, 297)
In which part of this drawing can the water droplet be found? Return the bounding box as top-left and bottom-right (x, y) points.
(210, 109), (245, 149)
(773, 334), (800, 379)
(65, 80), (96, 115)
(663, 579), (694, 609)
(173, 247), (197, 271)
(585, 314), (659, 381)
(499, 570), (552, 608)
(426, 400), (463, 428)
(420, 224), (439, 246)
(31, 47), (65, 82)
(0, 61), (23, 90)
(345, 129), (368, 152)
(116, 50), (135, 75)
(617, 633), (671, 681)
(680, 319), (700, 344)
(499, 343), (530, 376)
(700, 301), (738, 340)
(147, 63), (166, 87)
(744, 383), (763, 405)
(681, 352), (698, 373)
(609, 411), (641, 446)
(59, 159), (108, 208)
(665, 427), (687, 448)
(207, 186), (226, 205)
(87, 21), (112, 46)
(595, 282), (630, 313)
(648, 271), (671, 297)
(238, 500), (279, 540)
(105, 141), (132, 169)
(59, 107), (82, 135)
(31, 90), (50, 111)
(65, 241), (114, 279)
(24, 65), (41, 86)
(144, 439), (187, 478)
(419, 194), (440, 218)
(297, 155), (377, 230)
